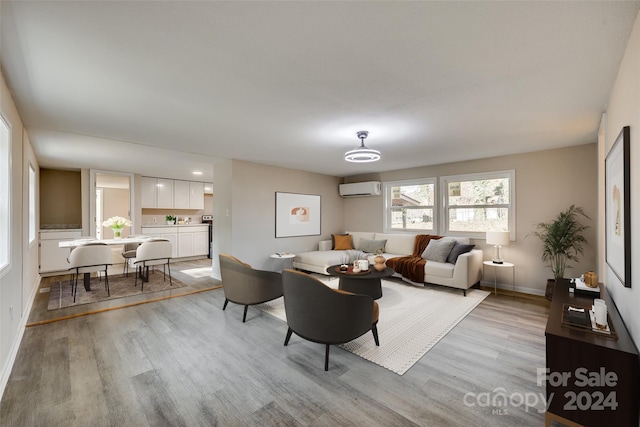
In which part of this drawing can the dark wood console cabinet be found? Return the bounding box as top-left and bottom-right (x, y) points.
(545, 279), (639, 426)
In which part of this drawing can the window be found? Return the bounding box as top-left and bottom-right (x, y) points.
(29, 163), (36, 244)
(441, 170), (515, 237)
(0, 115), (10, 273)
(384, 178), (436, 232)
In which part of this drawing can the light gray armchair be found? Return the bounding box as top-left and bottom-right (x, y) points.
(219, 254), (283, 323)
(282, 269), (380, 371)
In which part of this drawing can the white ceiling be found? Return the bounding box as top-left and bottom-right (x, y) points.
(2, 1), (639, 181)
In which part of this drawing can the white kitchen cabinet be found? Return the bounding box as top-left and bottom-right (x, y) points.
(141, 177), (205, 210)
(156, 178), (174, 209)
(174, 180), (190, 209)
(189, 181), (205, 210)
(141, 226), (178, 258)
(193, 229), (209, 255)
(142, 176), (174, 209)
(177, 225), (209, 257)
(173, 180), (204, 210)
(40, 230), (82, 274)
(141, 176), (157, 208)
(142, 225), (212, 259)
(178, 232), (195, 257)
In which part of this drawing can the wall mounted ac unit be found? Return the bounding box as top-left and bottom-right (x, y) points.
(339, 181), (382, 197)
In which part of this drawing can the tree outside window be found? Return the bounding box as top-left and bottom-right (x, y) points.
(385, 179), (436, 232)
(443, 171), (514, 236)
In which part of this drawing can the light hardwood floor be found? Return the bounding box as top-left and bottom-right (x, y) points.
(1, 259), (550, 426)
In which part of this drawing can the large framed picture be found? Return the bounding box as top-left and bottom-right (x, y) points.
(275, 192), (321, 238)
(605, 126), (631, 288)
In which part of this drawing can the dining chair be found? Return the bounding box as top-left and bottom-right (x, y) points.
(67, 240), (111, 281)
(219, 254), (283, 323)
(282, 269), (379, 371)
(130, 239), (173, 290)
(65, 237), (97, 262)
(121, 242), (141, 276)
(67, 243), (112, 302)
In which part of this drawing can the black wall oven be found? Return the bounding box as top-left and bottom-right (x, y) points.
(202, 215), (213, 258)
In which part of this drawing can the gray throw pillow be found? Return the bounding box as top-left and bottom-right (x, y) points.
(357, 238), (387, 254)
(422, 238), (457, 263)
(446, 243), (475, 264)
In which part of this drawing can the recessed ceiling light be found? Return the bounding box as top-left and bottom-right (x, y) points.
(192, 171), (203, 175)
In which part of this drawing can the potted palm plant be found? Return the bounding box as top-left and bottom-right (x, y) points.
(531, 205), (590, 300)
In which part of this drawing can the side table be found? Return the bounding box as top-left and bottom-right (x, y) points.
(271, 252), (295, 271)
(483, 261), (515, 295)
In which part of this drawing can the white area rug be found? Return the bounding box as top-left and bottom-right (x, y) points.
(256, 276), (489, 375)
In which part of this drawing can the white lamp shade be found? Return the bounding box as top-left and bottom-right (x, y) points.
(486, 231), (510, 246)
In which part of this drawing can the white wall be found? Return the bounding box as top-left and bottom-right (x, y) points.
(344, 144), (598, 296)
(601, 11), (640, 346)
(212, 159), (233, 279)
(215, 159), (343, 274)
(22, 130), (40, 319)
(0, 69), (40, 398)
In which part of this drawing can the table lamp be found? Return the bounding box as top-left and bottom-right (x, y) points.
(486, 231), (510, 264)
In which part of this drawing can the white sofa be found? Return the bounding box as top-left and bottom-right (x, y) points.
(292, 231), (483, 295)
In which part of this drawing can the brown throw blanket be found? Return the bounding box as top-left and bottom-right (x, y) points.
(386, 235), (443, 283)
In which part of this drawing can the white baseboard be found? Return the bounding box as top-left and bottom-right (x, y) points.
(480, 279), (545, 297)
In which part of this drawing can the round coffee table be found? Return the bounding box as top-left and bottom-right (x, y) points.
(327, 265), (394, 300)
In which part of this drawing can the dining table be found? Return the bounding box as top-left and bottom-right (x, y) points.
(59, 235), (155, 290)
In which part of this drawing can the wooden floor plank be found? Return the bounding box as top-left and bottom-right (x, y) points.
(1, 259), (550, 426)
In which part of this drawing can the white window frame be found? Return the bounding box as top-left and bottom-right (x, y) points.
(29, 163), (36, 245)
(0, 114), (11, 276)
(383, 178), (437, 233)
(440, 170), (515, 239)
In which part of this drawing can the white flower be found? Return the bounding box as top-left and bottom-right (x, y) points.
(102, 216), (132, 228)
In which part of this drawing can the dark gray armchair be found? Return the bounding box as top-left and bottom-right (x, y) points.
(282, 269), (379, 371)
(219, 254), (283, 323)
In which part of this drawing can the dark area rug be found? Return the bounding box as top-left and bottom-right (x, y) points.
(47, 271), (186, 310)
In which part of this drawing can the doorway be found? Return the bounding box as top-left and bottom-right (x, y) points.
(90, 171), (134, 239)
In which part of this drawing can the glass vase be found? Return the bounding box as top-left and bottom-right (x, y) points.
(112, 227), (123, 240)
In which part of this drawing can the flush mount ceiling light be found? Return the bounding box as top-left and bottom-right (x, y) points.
(345, 130), (381, 163)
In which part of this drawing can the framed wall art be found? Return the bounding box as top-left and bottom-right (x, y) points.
(605, 126), (631, 288)
(275, 192), (321, 238)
